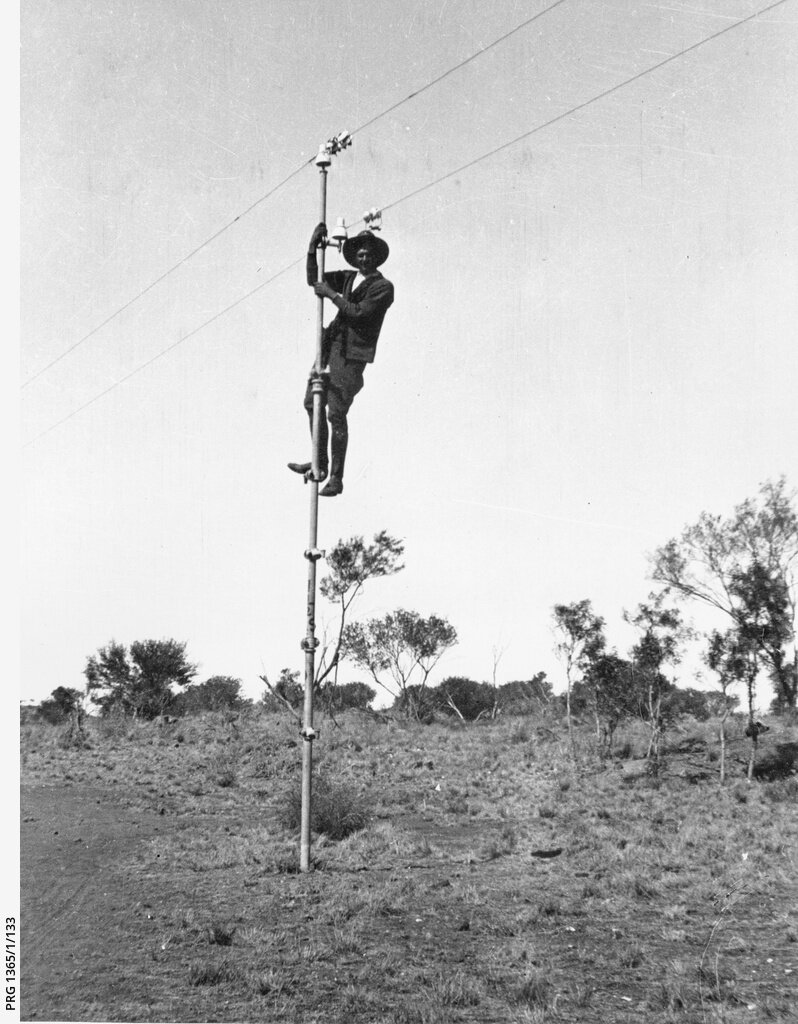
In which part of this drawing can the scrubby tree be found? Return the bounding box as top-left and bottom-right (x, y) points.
(37, 686), (83, 725)
(84, 641), (130, 714)
(732, 561), (793, 717)
(436, 677), (496, 721)
(705, 630), (746, 784)
(693, 562), (789, 782)
(342, 609), (457, 720)
(575, 654), (638, 754)
(652, 477), (798, 709)
(84, 639), (197, 719)
(261, 532), (405, 719)
(497, 674), (553, 715)
(323, 681), (376, 712)
(701, 690), (741, 718)
(662, 686), (714, 723)
(626, 595), (688, 772)
(552, 600), (606, 755)
(729, 563), (786, 779)
(316, 531), (405, 689)
(175, 676), (246, 714)
(262, 668), (303, 714)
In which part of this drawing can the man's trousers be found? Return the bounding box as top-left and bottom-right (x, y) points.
(303, 340), (366, 480)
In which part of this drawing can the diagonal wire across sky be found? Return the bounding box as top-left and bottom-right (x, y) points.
(22, 0), (791, 449)
(21, 0), (570, 391)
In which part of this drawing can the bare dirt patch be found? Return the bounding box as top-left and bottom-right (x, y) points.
(19, 713), (798, 1022)
(21, 785), (168, 1020)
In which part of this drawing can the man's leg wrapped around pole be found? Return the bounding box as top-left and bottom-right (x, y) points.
(329, 418), (348, 482)
(320, 413), (346, 497)
(319, 349), (364, 497)
(289, 374), (329, 481)
(306, 373), (328, 481)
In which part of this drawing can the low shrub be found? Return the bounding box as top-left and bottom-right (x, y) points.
(753, 742), (798, 781)
(188, 958), (240, 986)
(278, 774), (371, 840)
(96, 710), (131, 741)
(515, 969), (552, 1009)
(207, 750), (239, 788)
(57, 724), (91, 750)
(207, 923), (236, 946)
(762, 776), (798, 802)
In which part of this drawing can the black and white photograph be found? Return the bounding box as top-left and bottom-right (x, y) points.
(16, 1), (798, 1020)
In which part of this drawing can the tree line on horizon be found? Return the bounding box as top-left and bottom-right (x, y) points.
(552, 476), (797, 779)
(29, 478), (797, 774)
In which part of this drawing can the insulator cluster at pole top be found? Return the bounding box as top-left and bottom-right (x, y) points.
(315, 130), (352, 167)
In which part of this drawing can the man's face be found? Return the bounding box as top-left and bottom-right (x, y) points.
(355, 246), (378, 274)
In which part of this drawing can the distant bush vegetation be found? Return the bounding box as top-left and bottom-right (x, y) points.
(387, 673), (554, 723)
(35, 686), (83, 725)
(25, 672), (738, 737)
(324, 681), (376, 712)
(375, 671), (747, 748)
(495, 676), (554, 715)
(84, 638), (197, 719)
(663, 686), (736, 722)
(172, 676), (247, 715)
(260, 671), (376, 715)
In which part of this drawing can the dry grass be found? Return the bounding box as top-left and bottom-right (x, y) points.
(20, 708), (798, 1023)
(278, 772), (372, 840)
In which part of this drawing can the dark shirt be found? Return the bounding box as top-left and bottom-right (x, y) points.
(307, 254), (394, 363)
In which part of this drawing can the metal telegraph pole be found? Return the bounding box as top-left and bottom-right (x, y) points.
(299, 131), (351, 873)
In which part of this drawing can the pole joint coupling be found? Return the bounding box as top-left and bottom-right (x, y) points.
(309, 372), (328, 395)
(300, 636), (320, 652)
(304, 547), (325, 562)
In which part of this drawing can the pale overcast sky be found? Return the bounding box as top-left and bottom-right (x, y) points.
(19, 0), (798, 705)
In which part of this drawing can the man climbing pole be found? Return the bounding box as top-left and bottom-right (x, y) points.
(288, 221), (394, 497)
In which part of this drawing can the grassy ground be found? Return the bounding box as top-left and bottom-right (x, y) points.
(20, 708), (798, 1023)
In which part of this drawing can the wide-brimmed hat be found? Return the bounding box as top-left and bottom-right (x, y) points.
(342, 230), (390, 268)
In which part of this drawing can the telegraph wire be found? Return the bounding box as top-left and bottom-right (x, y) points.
(349, 0), (569, 137)
(22, 1), (569, 390)
(23, 0), (788, 448)
(21, 161), (313, 389)
(23, 258), (304, 448)
(376, 0), (790, 218)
